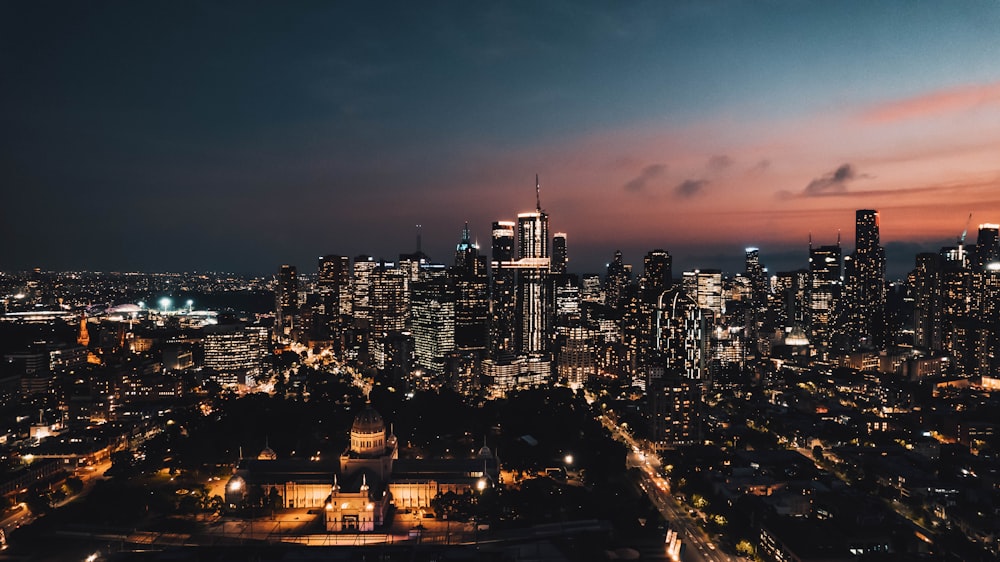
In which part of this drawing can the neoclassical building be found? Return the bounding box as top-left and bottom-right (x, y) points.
(225, 401), (499, 532)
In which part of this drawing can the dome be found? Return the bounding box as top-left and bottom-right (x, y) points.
(351, 403), (385, 435)
(257, 447), (277, 461)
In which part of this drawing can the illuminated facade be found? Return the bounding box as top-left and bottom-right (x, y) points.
(225, 402), (499, 532)
(808, 241), (842, 359)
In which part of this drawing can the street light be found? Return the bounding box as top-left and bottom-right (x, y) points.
(564, 454), (574, 466)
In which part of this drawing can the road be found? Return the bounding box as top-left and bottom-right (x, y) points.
(601, 415), (737, 562)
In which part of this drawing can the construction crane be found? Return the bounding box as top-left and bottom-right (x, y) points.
(958, 212), (973, 265)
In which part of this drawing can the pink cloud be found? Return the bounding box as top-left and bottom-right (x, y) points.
(861, 81), (1000, 124)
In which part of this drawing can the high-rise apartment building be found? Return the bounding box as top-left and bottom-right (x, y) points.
(276, 264), (298, 337)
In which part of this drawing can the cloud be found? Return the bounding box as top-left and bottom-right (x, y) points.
(803, 163), (856, 196)
(860, 81), (1000, 124)
(675, 179), (707, 198)
(623, 163), (666, 192)
(707, 155), (733, 172)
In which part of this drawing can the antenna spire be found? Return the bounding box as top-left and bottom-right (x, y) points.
(416, 224), (422, 253)
(535, 174), (541, 212)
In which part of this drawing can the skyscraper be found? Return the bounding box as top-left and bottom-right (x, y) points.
(848, 210), (887, 349)
(808, 240), (842, 358)
(551, 232), (568, 274)
(515, 177), (551, 354)
(489, 221), (517, 355)
(451, 223), (489, 353)
(276, 264), (298, 337)
(605, 250), (632, 310)
(641, 249), (673, 302)
(318, 254), (352, 343)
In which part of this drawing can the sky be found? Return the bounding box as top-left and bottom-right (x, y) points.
(3, 1), (1000, 278)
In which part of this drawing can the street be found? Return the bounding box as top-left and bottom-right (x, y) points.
(602, 415), (737, 562)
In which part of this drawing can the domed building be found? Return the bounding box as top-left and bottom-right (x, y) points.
(225, 400), (499, 533)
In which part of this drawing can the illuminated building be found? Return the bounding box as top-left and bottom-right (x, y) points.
(318, 254), (352, 345)
(551, 232), (568, 274)
(352, 255), (377, 325)
(556, 325), (596, 388)
(410, 277), (455, 378)
(368, 262), (409, 370)
(808, 240), (842, 359)
(276, 265), (298, 337)
(648, 374), (699, 450)
(580, 274), (604, 304)
(489, 221), (517, 355)
(553, 275), (581, 323)
(515, 177), (552, 354)
(682, 269), (723, 319)
(846, 210), (887, 349)
(973, 223), (1000, 271)
(203, 323), (269, 387)
(640, 249), (672, 301)
(225, 402), (499, 531)
(452, 223), (489, 353)
(656, 287), (707, 380)
(912, 252), (942, 351)
(604, 250), (631, 310)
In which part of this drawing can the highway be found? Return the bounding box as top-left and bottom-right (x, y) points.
(601, 415), (737, 562)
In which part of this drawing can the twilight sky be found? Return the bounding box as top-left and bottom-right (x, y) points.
(3, 1), (1000, 277)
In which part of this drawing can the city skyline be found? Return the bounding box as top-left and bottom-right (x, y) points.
(4, 2), (1000, 276)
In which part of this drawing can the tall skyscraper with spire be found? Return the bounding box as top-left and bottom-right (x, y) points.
(516, 175), (551, 354)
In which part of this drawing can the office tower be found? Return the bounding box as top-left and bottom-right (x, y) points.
(276, 264), (298, 337)
(939, 246), (972, 373)
(553, 275), (581, 323)
(352, 255), (377, 325)
(410, 277), (455, 379)
(551, 233), (568, 274)
(743, 248), (767, 355)
(318, 254), (352, 342)
(203, 323), (269, 387)
(517, 177), (549, 260)
(451, 223), (489, 352)
(808, 240), (842, 358)
(912, 253), (942, 351)
(682, 269), (723, 319)
(490, 221), (517, 354)
(847, 210), (887, 349)
(515, 176), (552, 355)
(772, 270), (809, 330)
(370, 262), (409, 334)
(640, 249), (673, 302)
(604, 250), (632, 310)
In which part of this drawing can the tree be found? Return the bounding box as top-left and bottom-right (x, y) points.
(735, 539), (755, 557)
(812, 445), (824, 462)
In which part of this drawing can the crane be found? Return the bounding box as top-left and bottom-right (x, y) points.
(958, 212), (972, 265)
